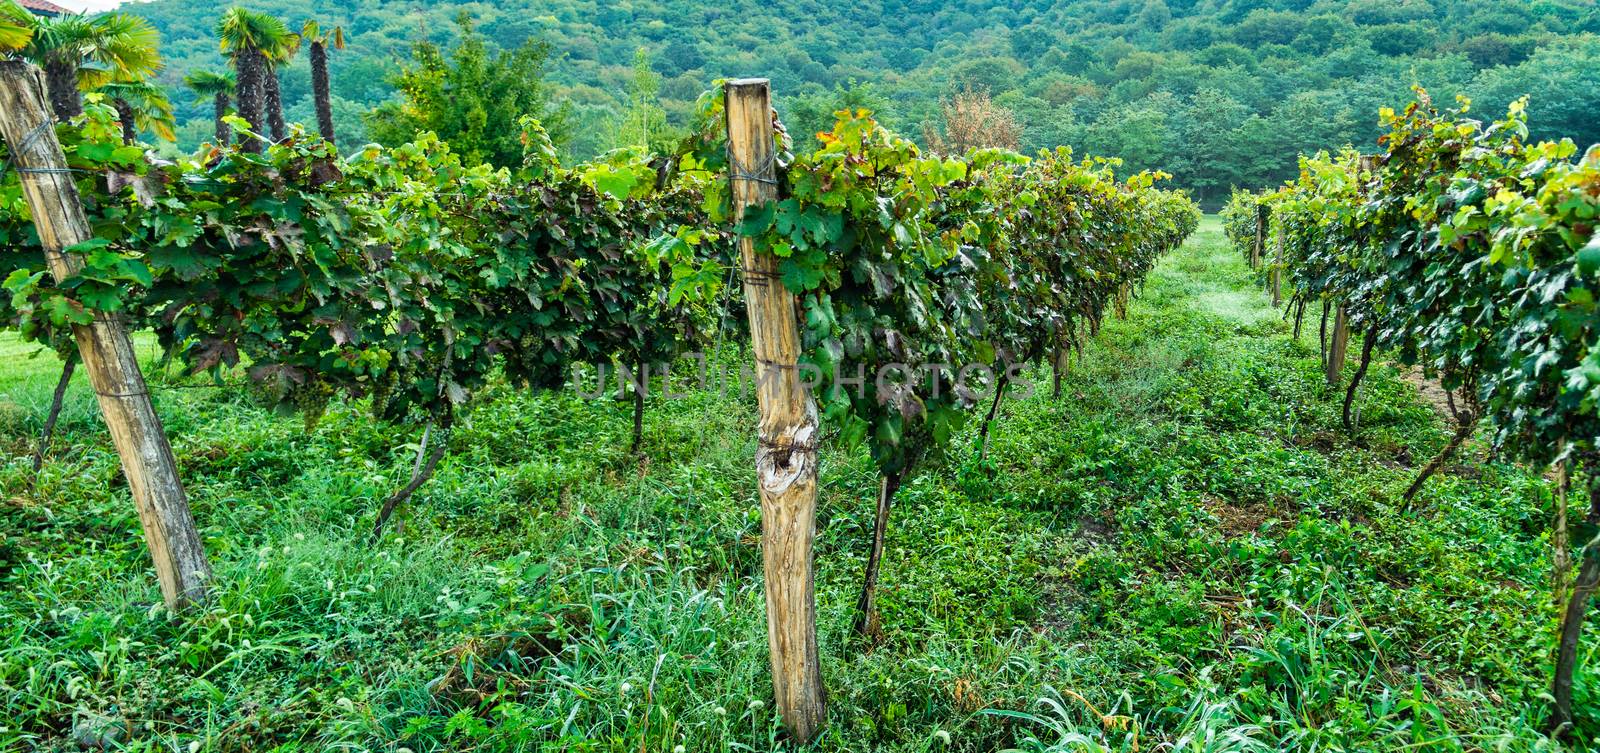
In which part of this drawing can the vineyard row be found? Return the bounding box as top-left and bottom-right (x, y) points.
(0, 69), (1198, 741)
(1221, 92), (1600, 735)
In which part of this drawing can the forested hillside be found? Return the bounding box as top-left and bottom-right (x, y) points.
(129, 0), (1600, 203)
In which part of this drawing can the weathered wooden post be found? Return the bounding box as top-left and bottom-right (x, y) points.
(1052, 346), (1069, 399)
(1551, 472), (1600, 736)
(1326, 306), (1349, 387)
(1251, 202), (1267, 269)
(1271, 221), (1284, 307)
(1326, 154), (1376, 389)
(725, 78), (827, 742)
(0, 61), (211, 609)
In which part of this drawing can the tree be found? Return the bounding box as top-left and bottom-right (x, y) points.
(261, 33), (300, 142)
(1469, 37), (1600, 152)
(95, 79), (176, 144)
(610, 47), (670, 152)
(364, 14), (568, 168)
(1, 3), (161, 122)
(660, 38), (703, 75)
(1459, 32), (1537, 68)
(217, 7), (293, 153)
(922, 87), (1021, 155)
(301, 21), (342, 143)
(785, 79), (891, 149)
(998, 90), (1082, 156)
(1083, 94), (1176, 176)
(184, 70), (234, 145)
(1169, 87), (1250, 204)
(1136, 0), (1173, 34)
(1231, 9), (1306, 47)
(946, 56), (1026, 95)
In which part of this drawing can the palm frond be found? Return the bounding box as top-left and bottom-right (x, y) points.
(300, 20), (344, 50)
(0, 1), (35, 55)
(13, 9), (161, 90)
(183, 69), (234, 99)
(97, 78), (177, 141)
(81, 12), (162, 84)
(218, 7), (294, 59)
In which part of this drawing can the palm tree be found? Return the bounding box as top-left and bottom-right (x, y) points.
(184, 70), (234, 145)
(217, 7), (293, 152)
(261, 33), (299, 142)
(301, 21), (342, 143)
(97, 79), (176, 144)
(0, 2), (161, 122)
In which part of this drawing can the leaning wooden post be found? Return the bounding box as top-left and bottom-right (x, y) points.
(1326, 305), (1349, 387)
(0, 61), (211, 609)
(725, 78), (827, 742)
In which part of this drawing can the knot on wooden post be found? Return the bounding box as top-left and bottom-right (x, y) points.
(756, 414), (819, 486)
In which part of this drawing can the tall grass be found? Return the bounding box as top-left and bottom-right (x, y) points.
(0, 217), (1586, 751)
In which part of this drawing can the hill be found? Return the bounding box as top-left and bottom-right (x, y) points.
(128, 0), (1600, 201)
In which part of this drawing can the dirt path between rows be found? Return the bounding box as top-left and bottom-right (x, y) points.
(1396, 363), (1456, 420)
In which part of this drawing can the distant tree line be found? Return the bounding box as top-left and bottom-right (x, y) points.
(11, 0), (1600, 202)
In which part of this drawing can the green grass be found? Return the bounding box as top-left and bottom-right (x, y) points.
(0, 215), (1590, 752)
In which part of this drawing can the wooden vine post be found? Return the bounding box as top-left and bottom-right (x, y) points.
(1325, 154), (1377, 388)
(0, 61), (212, 609)
(725, 78), (827, 742)
(1326, 306), (1349, 387)
(1271, 221), (1284, 306)
(1551, 460), (1600, 736)
(1251, 202), (1267, 269)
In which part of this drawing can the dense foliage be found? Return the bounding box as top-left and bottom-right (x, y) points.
(1256, 96), (1600, 470)
(362, 15), (572, 170)
(4, 84), (1195, 484)
(661, 86), (1199, 481)
(1, 218), (1580, 751)
(1220, 186), (1264, 261)
(126, 0), (1600, 202)
(1224, 95), (1600, 735)
(2, 104), (718, 439)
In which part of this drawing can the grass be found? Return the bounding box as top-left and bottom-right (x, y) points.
(0, 215), (1591, 752)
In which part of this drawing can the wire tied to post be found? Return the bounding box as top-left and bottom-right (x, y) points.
(725, 147), (778, 188)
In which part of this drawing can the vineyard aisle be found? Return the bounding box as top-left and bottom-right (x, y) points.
(0, 217), (1575, 748)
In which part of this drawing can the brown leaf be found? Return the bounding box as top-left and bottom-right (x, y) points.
(190, 339), (239, 372)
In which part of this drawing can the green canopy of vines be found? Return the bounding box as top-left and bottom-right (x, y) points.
(2, 87), (1198, 477)
(696, 95), (1199, 475)
(1232, 92), (1600, 469)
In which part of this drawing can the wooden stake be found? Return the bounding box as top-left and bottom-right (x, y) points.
(1252, 203), (1267, 269)
(725, 78), (826, 743)
(1271, 220), (1284, 307)
(1051, 346), (1067, 399)
(0, 61), (211, 609)
(1326, 306), (1349, 387)
(1550, 473), (1600, 737)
